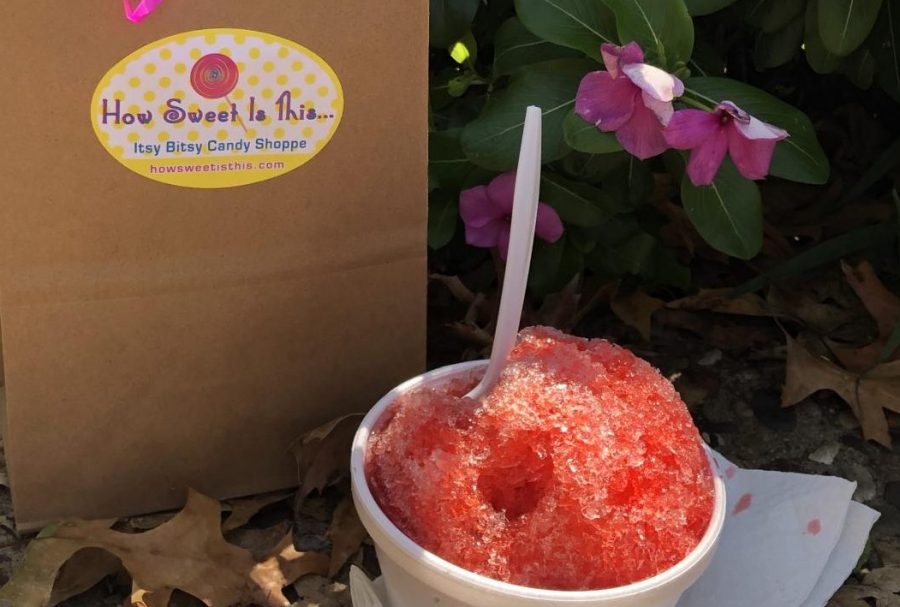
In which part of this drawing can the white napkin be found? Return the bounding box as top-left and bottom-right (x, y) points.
(678, 450), (880, 607)
(353, 450), (880, 607)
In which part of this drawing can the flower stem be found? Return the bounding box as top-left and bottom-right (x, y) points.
(679, 95), (715, 111)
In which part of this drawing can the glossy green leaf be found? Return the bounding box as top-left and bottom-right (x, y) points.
(683, 0), (738, 16)
(819, 0), (884, 57)
(601, 0), (695, 67)
(429, 129), (493, 189)
(605, 156), (652, 208)
(514, 0), (618, 60)
(681, 159), (763, 259)
(428, 191), (459, 249)
(804, 0), (843, 74)
(529, 236), (584, 292)
(684, 77), (830, 184)
(840, 46), (877, 89)
(493, 17), (582, 76)
(430, 0), (480, 48)
(541, 172), (618, 226)
(754, 16), (804, 69)
(872, 0), (900, 102)
(740, 0), (805, 33)
(562, 109), (623, 154)
(460, 60), (591, 171)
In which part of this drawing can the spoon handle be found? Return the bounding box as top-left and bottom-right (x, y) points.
(467, 106), (542, 401)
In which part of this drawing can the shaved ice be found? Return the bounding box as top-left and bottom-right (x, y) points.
(366, 326), (714, 590)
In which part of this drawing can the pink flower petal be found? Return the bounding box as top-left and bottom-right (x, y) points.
(733, 115), (789, 141)
(497, 225), (512, 260)
(642, 91), (674, 125)
(686, 132), (729, 186)
(663, 109), (721, 150)
(601, 41), (644, 78)
(575, 71), (637, 132)
(622, 63), (685, 102)
(487, 171), (517, 214)
(535, 203), (564, 243)
(459, 185), (503, 228)
(465, 219), (506, 248)
(727, 126), (779, 180)
(614, 101), (669, 160)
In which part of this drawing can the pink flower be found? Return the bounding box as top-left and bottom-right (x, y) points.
(663, 101), (789, 186)
(459, 172), (564, 259)
(575, 42), (685, 160)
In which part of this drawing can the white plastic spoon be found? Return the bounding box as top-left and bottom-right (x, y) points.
(466, 105), (543, 401)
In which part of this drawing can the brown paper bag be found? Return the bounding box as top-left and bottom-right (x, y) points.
(0, 1), (427, 530)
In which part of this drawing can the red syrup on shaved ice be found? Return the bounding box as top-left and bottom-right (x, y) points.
(366, 326), (715, 591)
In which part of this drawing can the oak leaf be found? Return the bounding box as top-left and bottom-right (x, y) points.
(0, 491), (328, 607)
(783, 335), (900, 447)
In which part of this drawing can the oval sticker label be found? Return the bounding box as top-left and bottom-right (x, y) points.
(91, 29), (344, 188)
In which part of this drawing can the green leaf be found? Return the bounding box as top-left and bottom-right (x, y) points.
(680, 158), (763, 259)
(804, 0), (843, 74)
(733, 223), (897, 294)
(840, 46), (877, 89)
(586, 230), (656, 276)
(429, 129), (493, 189)
(493, 17), (582, 76)
(740, 0), (805, 33)
(430, 0), (480, 48)
(819, 0), (884, 57)
(684, 77), (831, 184)
(872, 0), (900, 102)
(460, 60), (592, 171)
(684, 0), (738, 16)
(754, 16), (804, 69)
(606, 156), (652, 208)
(529, 236), (584, 292)
(688, 38), (727, 77)
(879, 320), (900, 362)
(428, 191), (459, 249)
(514, 0), (618, 60)
(541, 172), (618, 226)
(601, 0), (695, 67)
(562, 109), (623, 154)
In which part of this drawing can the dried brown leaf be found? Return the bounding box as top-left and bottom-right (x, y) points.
(0, 491), (328, 607)
(667, 288), (770, 317)
(0, 520), (114, 607)
(222, 491), (292, 533)
(767, 285), (858, 334)
(843, 260), (900, 337)
(830, 583), (900, 606)
(429, 274), (476, 306)
(49, 548), (122, 606)
(611, 289), (664, 341)
(290, 414), (363, 503)
(783, 335), (900, 447)
(326, 491), (368, 577)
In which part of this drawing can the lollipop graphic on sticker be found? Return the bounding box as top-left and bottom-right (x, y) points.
(190, 53), (247, 131)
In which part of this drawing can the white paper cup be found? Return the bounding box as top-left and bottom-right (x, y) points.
(351, 361), (727, 607)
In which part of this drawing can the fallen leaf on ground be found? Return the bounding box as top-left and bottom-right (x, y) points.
(611, 288), (664, 341)
(782, 335), (900, 447)
(225, 521), (291, 561)
(49, 548), (123, 606)
(766, 284), (859, 334)
(326, 486), (368, 577)
(831, 260), (900, 370)
(290, 414), (364, 505)
(223, 491), (293, 533)
(843, 260), (900, 337)
(0, 491), (329, 607)
(293, 574), (351, 607)
(667, 288), (770, 317)
(830, 584), (900, 606)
